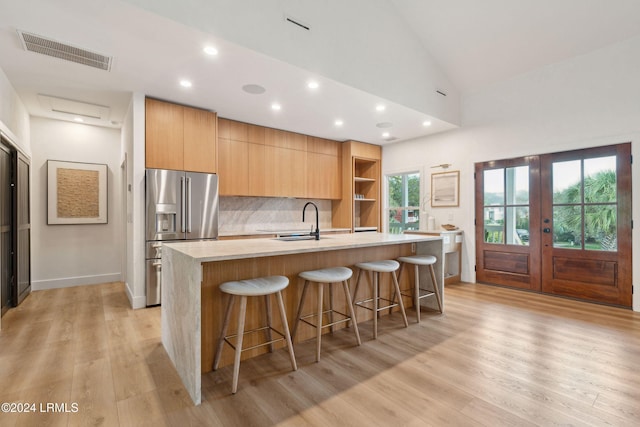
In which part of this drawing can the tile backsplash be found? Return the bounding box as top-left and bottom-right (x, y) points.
(219, 197), (333, 235)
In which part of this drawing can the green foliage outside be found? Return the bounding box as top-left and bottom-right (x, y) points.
(553, 170), (617, 250)
(388, 174), (420, 233)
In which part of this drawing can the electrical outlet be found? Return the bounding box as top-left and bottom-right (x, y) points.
(447, 213), (454, 221)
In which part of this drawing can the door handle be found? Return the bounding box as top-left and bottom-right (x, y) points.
(186, 177), (192, 233)
(180, 177), (186, 233)
(543, 228), (551, 233)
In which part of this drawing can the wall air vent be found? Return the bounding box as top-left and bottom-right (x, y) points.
(17, 30), (112, 71)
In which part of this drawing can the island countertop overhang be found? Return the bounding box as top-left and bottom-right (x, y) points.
(163, 232), (442, 262)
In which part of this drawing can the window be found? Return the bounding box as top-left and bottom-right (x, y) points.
(552, 155), (617, 251)
(483, 166), (530, 245)
(387, 172), (420, 234)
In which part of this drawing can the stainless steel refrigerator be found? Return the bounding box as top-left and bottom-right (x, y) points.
(145, 169), (218, 306)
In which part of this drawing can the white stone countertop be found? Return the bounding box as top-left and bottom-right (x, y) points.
(164, 232), (441, 263)
(405, 229), (463, 234)
(218, 227), (351, 237)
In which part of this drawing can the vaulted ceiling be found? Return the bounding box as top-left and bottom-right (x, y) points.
(2, 0), (640, 144)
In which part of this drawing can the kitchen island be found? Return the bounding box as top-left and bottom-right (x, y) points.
(162, 232), (443, 404)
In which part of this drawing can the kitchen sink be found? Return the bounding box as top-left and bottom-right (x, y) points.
(274, 233), (328, 241)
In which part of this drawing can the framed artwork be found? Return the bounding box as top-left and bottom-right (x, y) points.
(47, 160), (108, 224)
(431, 170), (459, 207)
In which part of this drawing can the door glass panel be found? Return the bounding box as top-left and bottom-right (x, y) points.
(584, 156), (616, 203)
(553, 160), (581, 203)
(585, 205), (617, 251)
(506, 166), (529, 204)
(506, 206), (530, 245)
(484, 207), (504, 243)
(553, 206), (582, 249)
(483, 169), (504, 205)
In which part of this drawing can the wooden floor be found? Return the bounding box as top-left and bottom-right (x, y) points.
(0, 282), (639, 426)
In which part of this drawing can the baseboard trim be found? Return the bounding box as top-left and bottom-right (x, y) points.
(31, 273), (122, 291)
(125, 281), (146, 309)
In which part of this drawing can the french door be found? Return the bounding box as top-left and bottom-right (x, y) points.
(476, 143), (632, 307)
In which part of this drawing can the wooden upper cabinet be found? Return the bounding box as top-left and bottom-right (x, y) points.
(264, 145), (307, 197)
(307, 152), (341, 199)
(145, 98), (184, 170)
(218, 137), (249, 195)
(247, 124), (265, 145)
(217, 117), (341, 199)
(349, 140), (381, 160)
(145, 98), (217, 173)
(307, 137), (342, 199)
(183, 106), (217, 173)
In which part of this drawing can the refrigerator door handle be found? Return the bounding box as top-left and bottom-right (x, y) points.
(186, 177), (192, 233)
(180, 176), (186, 233)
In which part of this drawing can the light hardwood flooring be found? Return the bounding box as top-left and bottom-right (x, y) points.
(0, 281), (639, 426)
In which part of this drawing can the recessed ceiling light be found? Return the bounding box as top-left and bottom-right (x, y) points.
(271, 103), (281, 111)
(375, 104), (386, 112)
(180, 79), (192, 88)
(203, 46), (218, 55)
(334, 119), (344, 126)
(73, 117), (84, 123)
(242, 84), (266, 94)
(382, 132), (390, 138)
(307, 81), (319, 89)
(376, 122), (393, 128)
(422, 120), (432, 127)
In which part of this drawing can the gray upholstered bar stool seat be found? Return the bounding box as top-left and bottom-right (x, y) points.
(352, 260), (408, 339)
(213, 275), (297, 394)
(292, 267), (361, 362)
(397, 255), (443, 323)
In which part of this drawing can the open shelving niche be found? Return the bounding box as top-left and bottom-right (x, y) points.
(353, 157), (379, 232)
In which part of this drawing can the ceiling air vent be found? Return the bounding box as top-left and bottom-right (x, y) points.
(284, 15), (311, 31)
(17, 30), (112, 71)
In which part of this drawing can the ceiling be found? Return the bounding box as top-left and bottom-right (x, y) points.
(2, 0), (640, 145)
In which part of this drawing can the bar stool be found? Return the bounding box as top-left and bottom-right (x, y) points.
(292, 267), (361, 362)
(213, 275), (297, 394)
(397, 255), (443, 323)
(352, 260), (408, 339)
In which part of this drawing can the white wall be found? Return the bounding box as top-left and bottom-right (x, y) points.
(0, 66), (30, 155)
(123, 93), (147, 309)
(30, 117), (123, 290)
(383, 34), (640, 312)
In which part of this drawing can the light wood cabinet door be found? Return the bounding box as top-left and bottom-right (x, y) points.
(248, 143), (265, 196)
(145, 98), (184, 170)
(307, 152), (341, 199)
(183, 107), (217, 173)
(307, 137), (341, 156)
(264, 146), (307, 197)
(218, 138), (249, 195)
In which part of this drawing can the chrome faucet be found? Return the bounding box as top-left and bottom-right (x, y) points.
(302, 202), (320, 240)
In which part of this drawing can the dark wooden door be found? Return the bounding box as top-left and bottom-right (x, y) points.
(540, 144), (632, 307)
(475, 156), (541, 290)
(0, 142), (12, 315)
